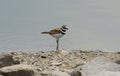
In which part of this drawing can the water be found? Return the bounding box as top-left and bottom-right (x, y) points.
(0, 0), (120, 52)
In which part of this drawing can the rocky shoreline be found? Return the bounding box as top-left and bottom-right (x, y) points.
(0, 50), (119, 76)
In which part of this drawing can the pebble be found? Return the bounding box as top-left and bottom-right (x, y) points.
(51, 62), (62, 66)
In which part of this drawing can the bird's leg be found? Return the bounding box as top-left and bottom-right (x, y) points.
(56, 38), (59, 52)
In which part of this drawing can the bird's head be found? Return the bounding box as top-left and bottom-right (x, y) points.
(62, 25), (68, 30)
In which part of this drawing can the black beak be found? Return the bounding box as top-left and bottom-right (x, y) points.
(66, 27), (68, 30)
(62, 25), (68, 30)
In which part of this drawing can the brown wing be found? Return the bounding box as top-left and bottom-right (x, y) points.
(49, 28), (61, 34)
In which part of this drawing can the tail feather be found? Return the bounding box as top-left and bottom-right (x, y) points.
(41, 32), (49, 34)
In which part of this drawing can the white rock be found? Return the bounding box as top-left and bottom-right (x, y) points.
(71, 57), (120, 76)
(51, 62), (62, 66)
(41, 71), (70, 76)
(94, 71), (120, 76)
(0, 64), (35, 76)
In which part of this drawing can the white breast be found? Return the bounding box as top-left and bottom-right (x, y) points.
(51, 33), (64, 39)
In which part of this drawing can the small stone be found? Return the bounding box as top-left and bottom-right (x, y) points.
(41, 56), (47, 58)
(51, 62), (62, 66)
(36, 68), (42, 71)
(41, 71), (70, 76)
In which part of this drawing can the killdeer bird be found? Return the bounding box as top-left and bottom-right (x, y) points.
(41, 25), (68, 51)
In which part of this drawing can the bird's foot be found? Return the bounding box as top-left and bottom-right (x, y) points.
(55, 49), (62, 54)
